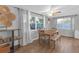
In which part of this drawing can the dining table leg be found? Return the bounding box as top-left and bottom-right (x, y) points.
(10, 30), (15, 53)
(48, 35), (51, 48)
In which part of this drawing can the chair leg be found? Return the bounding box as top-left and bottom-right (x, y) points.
(48, 36), (51, 48)
(39, 36), (41, 45)
(52, 40), (55, 49)
(39, 38), (40, 45)
(18, 39), (20, 48)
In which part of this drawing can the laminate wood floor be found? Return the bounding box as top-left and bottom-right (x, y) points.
(16, 36), (79, 53)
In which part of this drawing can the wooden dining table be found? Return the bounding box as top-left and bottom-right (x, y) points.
(42, 29), (58, 48)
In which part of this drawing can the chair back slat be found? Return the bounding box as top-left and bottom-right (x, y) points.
(38, 30), (44, 36)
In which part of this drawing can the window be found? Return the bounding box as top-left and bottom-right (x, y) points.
(57, 17), (72, 30)
(30, 17), (35, 30)
(36, 17), (43, 29)
(30, 13), (44, 30)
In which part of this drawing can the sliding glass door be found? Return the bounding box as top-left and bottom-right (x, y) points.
(57, 17), (72, 30)
(57, 17), (74, 37)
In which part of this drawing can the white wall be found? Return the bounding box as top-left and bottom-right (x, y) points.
(44, 16), (51, 29)
(50, 18), (57, 28)
(21, 10), (29, 45)
(74, 15), (79, 39)
(9, 6), (21, 46)
(9, 7), (19, 28)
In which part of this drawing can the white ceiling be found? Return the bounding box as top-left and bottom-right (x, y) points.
(12, 5), (51, 13)
(12, 5), (79, 17)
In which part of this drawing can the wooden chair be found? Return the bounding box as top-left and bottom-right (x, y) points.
(38, 30), (45, 45)
(51, 31), (61, 49)
(38, 30), (54, 48)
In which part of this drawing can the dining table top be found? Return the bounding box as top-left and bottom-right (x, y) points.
(39, 29), (58, 36)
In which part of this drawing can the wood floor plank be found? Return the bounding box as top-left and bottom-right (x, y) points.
(16, 36), (79, 53)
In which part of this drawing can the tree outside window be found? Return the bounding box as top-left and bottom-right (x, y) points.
(30, 17), (35, 30)
(30, 16), (44, 30)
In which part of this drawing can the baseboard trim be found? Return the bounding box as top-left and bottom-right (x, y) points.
(31, 37), (39, 43)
